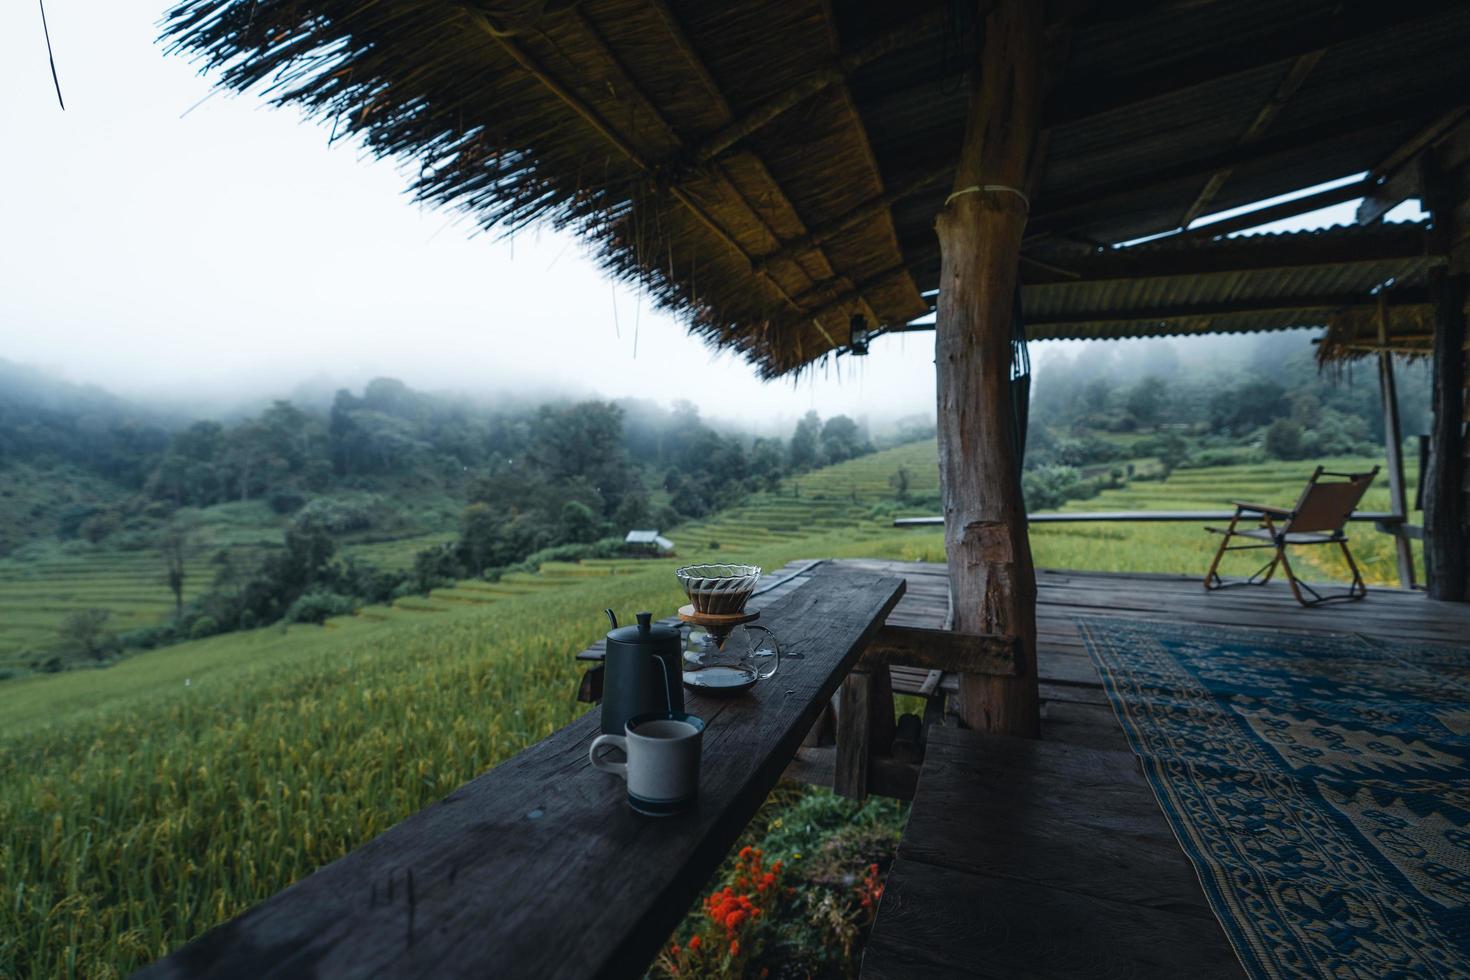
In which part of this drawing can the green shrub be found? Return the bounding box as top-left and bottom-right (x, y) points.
(284, 590), (358, 624)
(1265, 419), (1307, 460)
(189, 616), (220, 640)
(120, 625), (178, 650)
(267, 490), (307, 514)
(294, 497), (373, 533)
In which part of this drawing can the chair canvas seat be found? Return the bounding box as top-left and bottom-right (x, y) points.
(1203, 465), (1378, 607)
(1233, 528), (1343, 545)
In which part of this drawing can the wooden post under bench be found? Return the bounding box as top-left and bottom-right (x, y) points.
(136, 567), (905, 980)
(833, 626), (1017, 800)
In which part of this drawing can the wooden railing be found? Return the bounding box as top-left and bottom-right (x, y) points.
(826, 626), (1016, 801)
(893, 510), (1404, 526)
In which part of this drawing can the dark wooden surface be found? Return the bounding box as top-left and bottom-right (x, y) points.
(863, 727), (1242, 979)
(137, 566), (904, 980)
(858, 624), (1016, 676)
(828, 557), (1470, 978)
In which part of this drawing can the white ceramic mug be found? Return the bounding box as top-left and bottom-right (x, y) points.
(589, 712), (705, 816)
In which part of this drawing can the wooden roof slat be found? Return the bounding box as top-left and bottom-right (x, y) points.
(1177, 50), (1324, 228)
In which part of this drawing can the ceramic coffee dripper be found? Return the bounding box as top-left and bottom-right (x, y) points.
(589, 712), (705, 816)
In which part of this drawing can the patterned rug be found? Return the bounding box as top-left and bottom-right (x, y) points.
(1079, 619), (1470, 979)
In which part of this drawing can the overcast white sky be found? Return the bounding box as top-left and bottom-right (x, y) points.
(0, 1), (1420, 429)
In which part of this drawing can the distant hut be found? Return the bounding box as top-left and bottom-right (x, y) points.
(623, 529), (675, 557)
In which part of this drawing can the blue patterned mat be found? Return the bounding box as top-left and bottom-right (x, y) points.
(1079, 619), (1470, 979)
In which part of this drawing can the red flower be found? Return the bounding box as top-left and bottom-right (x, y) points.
(729, 939), (740, 957)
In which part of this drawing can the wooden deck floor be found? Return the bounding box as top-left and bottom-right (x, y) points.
(830, 559), (1470, 979)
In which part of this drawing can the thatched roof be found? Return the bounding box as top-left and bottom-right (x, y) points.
(163, 0), (1470, 376)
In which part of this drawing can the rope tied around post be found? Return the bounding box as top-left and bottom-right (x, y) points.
(944, 184), (1030, 212)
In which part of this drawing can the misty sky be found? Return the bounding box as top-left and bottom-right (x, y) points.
(0, 1), (1422, 427)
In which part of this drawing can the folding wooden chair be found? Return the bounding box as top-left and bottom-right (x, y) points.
(1203, 466), (1379, 606)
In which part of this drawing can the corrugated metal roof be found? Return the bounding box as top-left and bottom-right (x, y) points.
(1017, 225), (1440, 343)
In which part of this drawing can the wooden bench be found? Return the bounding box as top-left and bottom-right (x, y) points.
(860, 726), (1243, 979)
(138, 566), (905, 979)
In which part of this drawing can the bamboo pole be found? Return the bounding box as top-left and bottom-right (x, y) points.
(1376, 295), (1416, 588)
(935, 0), (1043, 736)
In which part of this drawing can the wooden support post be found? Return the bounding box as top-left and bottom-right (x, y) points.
(1423, 141), (1470, 602)
(934, 0), (1043, 736)
(832, 667), (898, 802)
(870, 666), (897, 757)
(1377, 296), (1416, 589)
(1425, 268), (1469, 600)
(834, 672), (872, 799)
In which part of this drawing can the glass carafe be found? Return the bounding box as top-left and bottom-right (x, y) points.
(682, 624), (779, 695)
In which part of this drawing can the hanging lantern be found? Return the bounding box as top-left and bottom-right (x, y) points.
(848, 314), (870, 355)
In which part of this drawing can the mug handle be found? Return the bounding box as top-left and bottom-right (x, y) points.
(589, 734), (628, 779)
(747, 625), (780, 680)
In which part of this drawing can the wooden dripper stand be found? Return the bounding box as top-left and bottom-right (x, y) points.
(677, 604), (760, 646)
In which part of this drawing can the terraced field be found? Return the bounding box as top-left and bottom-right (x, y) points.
(0, 552), (214, 667)
(0, 440), (1416, 669)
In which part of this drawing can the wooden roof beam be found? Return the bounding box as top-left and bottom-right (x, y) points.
(462, 6), (819, 316)
(750, 166), (952, 276)
(1029, 225), (1440, 282)
(638, 0), (891, 325)
(1026, 93), (1470, 239)
(1045, 0), (1460, 128)
(854, 1), (1456, 140)
(1357, 109), (1470, 224)
(1177, 51), (1324, 229)
(673, 3), (960, 174)
(1175, 178), (1374, 242)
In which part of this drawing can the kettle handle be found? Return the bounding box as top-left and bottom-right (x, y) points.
(605, 608), (618, 629)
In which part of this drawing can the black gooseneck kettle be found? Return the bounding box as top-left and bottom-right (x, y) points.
(601, 610), (684, 735)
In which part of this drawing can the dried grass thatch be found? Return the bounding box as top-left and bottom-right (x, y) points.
(1314, 304), (1436, 368)
(162, 0), (932, 378)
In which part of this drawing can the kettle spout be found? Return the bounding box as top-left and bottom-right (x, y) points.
(604, 608), (618, 629)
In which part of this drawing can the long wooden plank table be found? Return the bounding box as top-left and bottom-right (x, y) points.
(137, 566), (905, 979)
